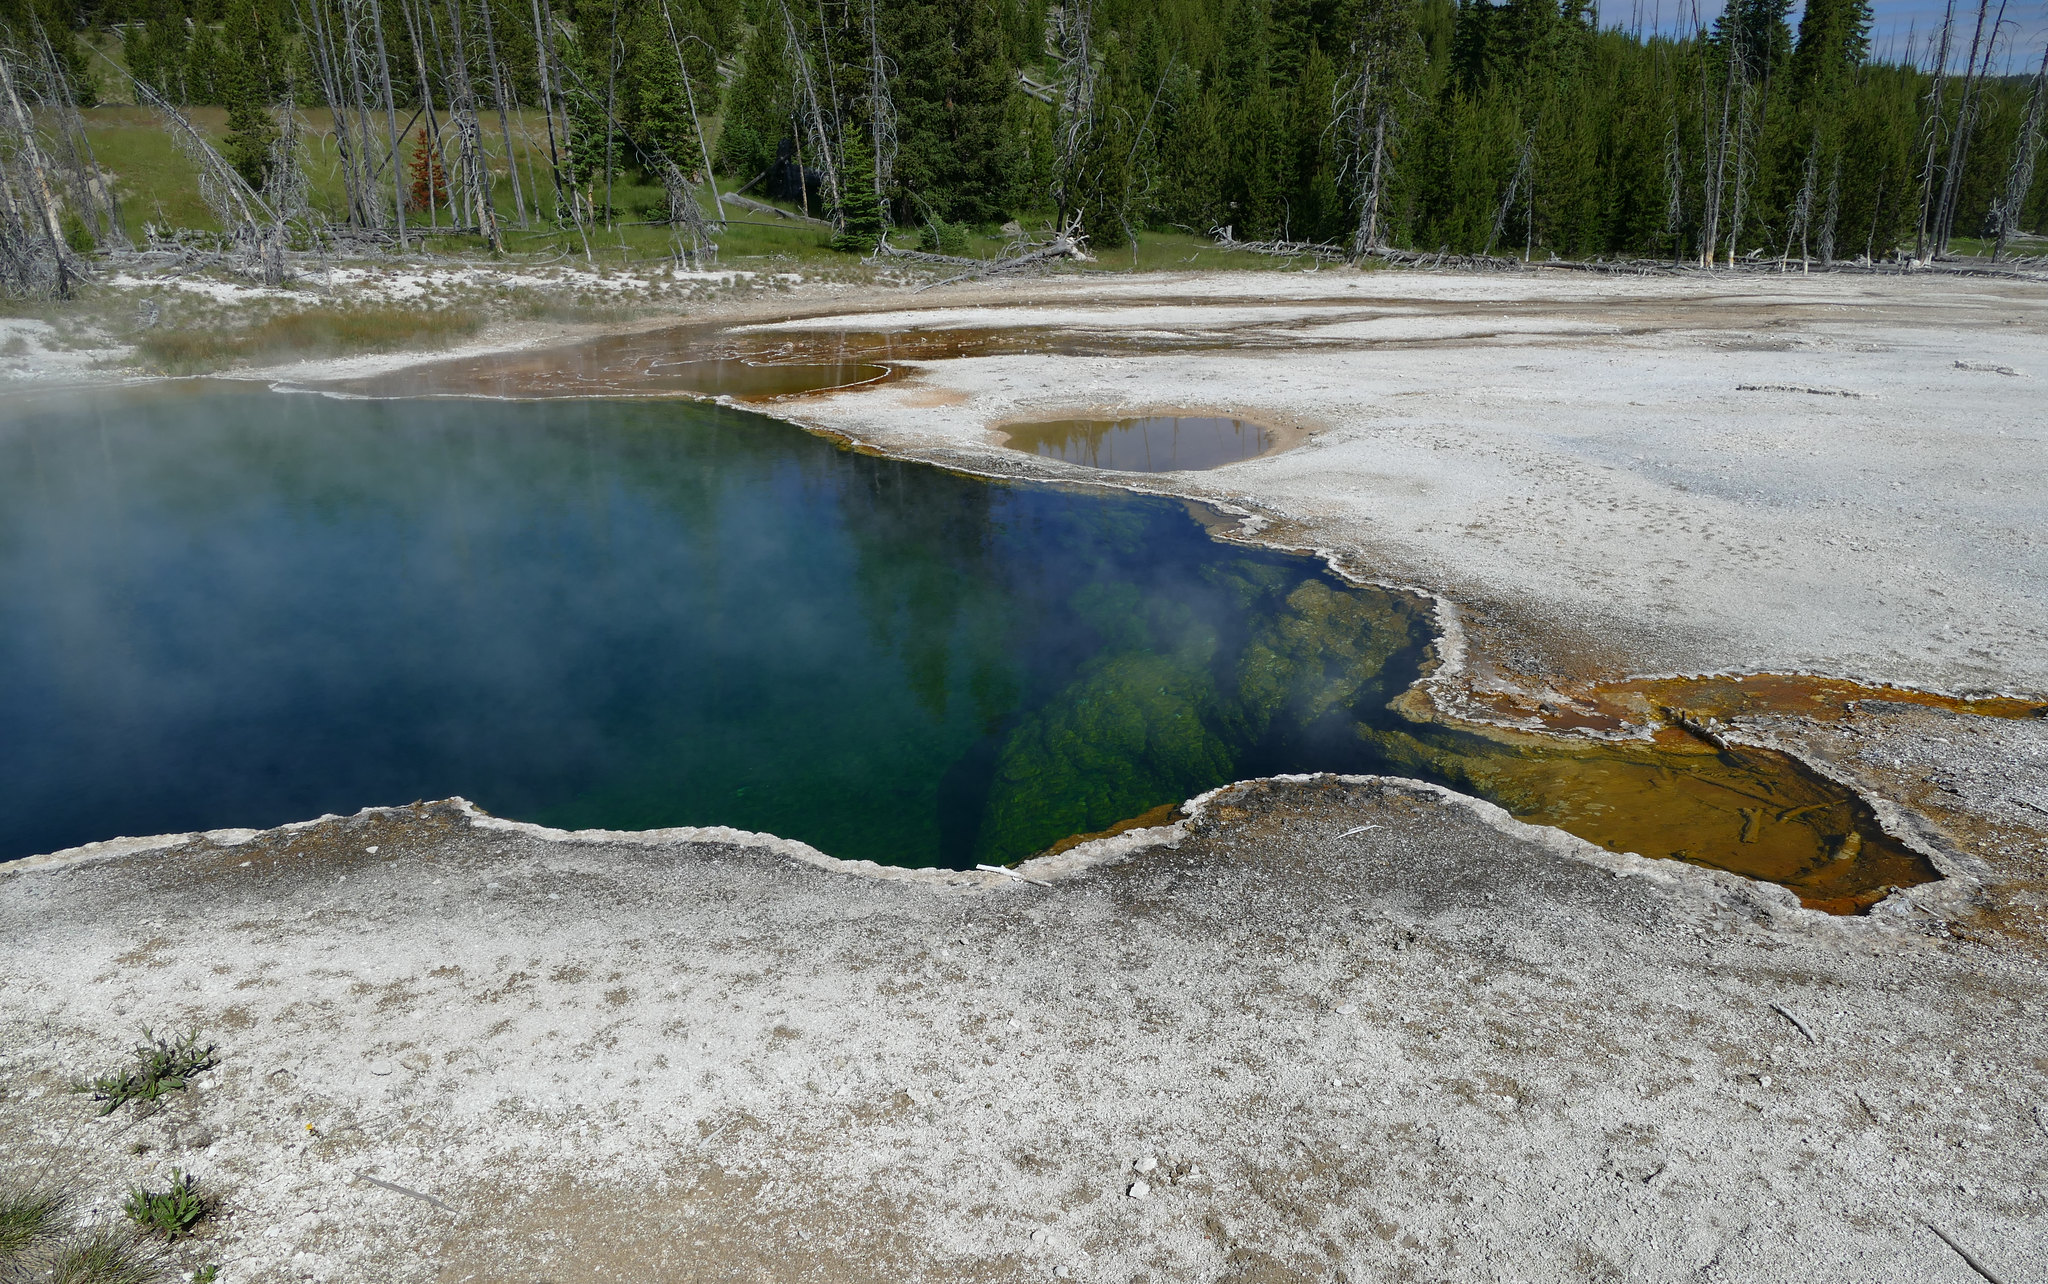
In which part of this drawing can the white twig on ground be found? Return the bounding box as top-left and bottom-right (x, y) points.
(1769, 1003), (1817, 1044)
(355, 1172), (456, 1213)
(1927, 1223), (2011, 1284)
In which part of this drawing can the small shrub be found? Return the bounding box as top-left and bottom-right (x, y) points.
(192, 1265), (220, 1283)
(123, 1170), (203, 1241)
(61, 212), (96, 256)
(42, 1223), (161, 1284)
(79, 1029), (218, 1116)
(918, 220), (969, 255)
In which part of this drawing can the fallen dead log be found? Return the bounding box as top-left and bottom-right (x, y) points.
(912, 229), (1092, 292)
(723, 192), (833, 229)
(869, 239), (981, 268)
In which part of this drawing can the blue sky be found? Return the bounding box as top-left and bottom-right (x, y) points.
(1608, 0), (2048, 73)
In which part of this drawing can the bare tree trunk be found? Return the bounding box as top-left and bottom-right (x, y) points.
(1048, 0), (1095, 226)
(813, 0), (846, 183)
(1915, 0), (1959, 261)
(778, 0), (841, 225)
(369, 0), (410, 245)
(474, 0), (526, 225)
(0, 46), (74, 295)
(659, 0), (724, 223)
(299, 0), (364, 225)
(1701, 24), (1737, 268)
(1782, 130), (1817, 271)
(1484, 127), (1533, 258)
(443, 0), (503, 249)
(602, 0), (620, 230)
(863, 0), (893, 216)
(1727, 81), (1755, 266)
(1933, 0), (2003, 254)
(1818, 154), (1840, 265)
(395, 0), (447, 230)
(1992, 40), (2048, 258)
(1664, 117), (1685, 264)
(530, 0), (567, 222)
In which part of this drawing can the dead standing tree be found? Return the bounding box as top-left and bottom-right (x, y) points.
(1047, 2), (1095, 228)
(298, 0), (385, 229)
(861, 0), (894, 220)
(1932, 0), (2011, 255)
(777, 0), (841, 226)
(1914, 0), (1959, 261)
(0, 42), (83, 296)
(441, 0), (505, 250)
(658, 0), (725, 223)
(32, 24), (126, 254)
(1991, 38), (2048, 259)
(134, 76), (287, 284)
(1333, 0), (1417, 262)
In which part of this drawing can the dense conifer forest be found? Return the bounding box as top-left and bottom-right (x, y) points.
(0, 0), (2043, 293)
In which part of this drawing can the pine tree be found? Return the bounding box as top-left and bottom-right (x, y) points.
(621, 3), (693, 173)
(1230, 83), (1287, 239)
(1714, 0), (1793, 85)
(714, 10), (790, 179)
(1789, 0), (1871, 101)
(217, 0), (278, 189)
(888, 0), (1020, 226)
(1449, 0), (1497, 97)
(832, 124), (885, 252)
(1156, 67), (1223, 230)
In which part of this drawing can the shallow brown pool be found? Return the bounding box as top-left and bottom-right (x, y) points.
(1003, 415), (1276, 472)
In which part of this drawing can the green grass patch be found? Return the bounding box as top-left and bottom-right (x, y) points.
(41, 1223), (162, 1284)
(1, 1179), (163, 1284)
(136, 306), (483, 373)
(77, 1030), (217, 1115)
(0, 1182), (70, 1258)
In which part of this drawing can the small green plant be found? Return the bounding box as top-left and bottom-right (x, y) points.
(61, 212), (96, 255)
(192, 1264), (221, 1283)
(42, 1223), (161, 1284)
(79, 1029), (218, 1116)
(123, 1170), (203, 1241)
(918, 219), (969, 255)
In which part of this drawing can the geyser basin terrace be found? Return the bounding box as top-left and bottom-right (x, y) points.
(0, 385), (1932, 910)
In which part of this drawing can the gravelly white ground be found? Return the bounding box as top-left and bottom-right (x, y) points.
(4, 761), (2045, 1284)
(751, 269), (2048, 699)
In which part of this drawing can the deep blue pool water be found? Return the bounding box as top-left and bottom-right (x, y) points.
(0, 385), (1431, 866)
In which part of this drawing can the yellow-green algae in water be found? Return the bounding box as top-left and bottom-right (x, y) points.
(990, 558), (1939, 914)
(1361, 721), (1934, 915)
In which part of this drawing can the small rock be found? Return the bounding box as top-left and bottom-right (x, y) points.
(369, 1060), (394, 1076)
(1759, 1075), (1773, 1088)
(1052, 1269), (1072, 1280)
(1335, 1003), (1357, 1015)
(365, 845), (378, 853)
(1030, 1228), (1047, 1243)
(1127, 1179), (1150, 1199)
(1133, 1156), (1157, 1173)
